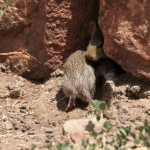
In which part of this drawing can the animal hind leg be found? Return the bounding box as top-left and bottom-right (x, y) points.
(65, 95), (76, 112)
(83, 94), (94, 107)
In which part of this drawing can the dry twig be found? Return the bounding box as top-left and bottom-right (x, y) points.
(0, 52), (41, 64)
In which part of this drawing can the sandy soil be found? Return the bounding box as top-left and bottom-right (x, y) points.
(0, 66), (150, 150)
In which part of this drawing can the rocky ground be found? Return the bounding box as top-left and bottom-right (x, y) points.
(0, 63), (150, 150)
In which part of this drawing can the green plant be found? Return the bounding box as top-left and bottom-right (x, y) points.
(0, 0), (10, 21)
(30, 144), (37, 150)
(47, 141), (53, 149)
(135, 120), (150, 147)
(57, 142), (73, 150)
(92, 100), (111, 121)
(90, 100), (150, 149)
(54, 100), (150, 150)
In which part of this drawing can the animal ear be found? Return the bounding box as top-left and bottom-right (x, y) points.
(88, 21), (96, 35)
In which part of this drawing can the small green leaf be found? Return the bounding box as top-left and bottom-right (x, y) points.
(106, 100), (111, 109)
(31, 144), (37, 150)
(90, 131), (98, 138)
(57, 142), (73, 150)
(134, 133), (140, 143)
(96, 137), (102, 144)
(144, 120), (149, 128)
(145, 126), (150, 136)
(89, 143), (96, 150)
(82, 139), (89, 148)
(47, 141), (52, 149)
(96, 115), (100, 121)
(103, 122), (113, 132)
(119, 129), (127, 137)
(117, 132), (122, 142)
(111, 137), (119, 147)
(138, 126), (144, 133)
(99, 101), (106, 110)
(93, 100), (100, 110)
(144, 138), (150, 147)
(125, 126), (131, 135)
(105, 147), (113, 150)
(121, 139), (127, 145)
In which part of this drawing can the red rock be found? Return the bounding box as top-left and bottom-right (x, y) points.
(99, 0), (150, 80)
(0, 0), (99, 79)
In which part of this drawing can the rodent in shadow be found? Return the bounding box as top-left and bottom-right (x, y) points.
(62, 50), (96, 111)
(62, 21), (106, 111)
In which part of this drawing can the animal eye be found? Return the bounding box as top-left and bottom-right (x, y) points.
(98, 43), (103, 48)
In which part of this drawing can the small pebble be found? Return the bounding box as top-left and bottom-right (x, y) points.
(26, 125), (31, 130)
(13, 124), (19, 130)
(46, 135), (51, 138)
(28, 132), (35, 135)
(20, 120), (25, 123)
(1, 135), (7, 138)
(50, 98), (55, 102)
(10, 90), (20, 98)
(22, 126), (27, 132)
(20, 109), (26, 113)
(119, 119), (125, 124)
(45, 130), (54, 134)
(45, 139), (50, 143)
(20, 106), (27, 109)
(2, 114), (8, 122)
(35, 121), (40, 124)
(5, 122), (13, 130)
(14, 135), (20, 139)
(22, 125), (31, 132)
(1, 65), (6, 72)
(52, 121), (56, 126)
(146, 110), (150, 115)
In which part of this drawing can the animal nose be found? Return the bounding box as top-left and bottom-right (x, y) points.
(86, 54), (94, 60)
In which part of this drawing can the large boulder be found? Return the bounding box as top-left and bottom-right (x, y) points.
(99, 0), (150, 80)
(0, 0), (99, 79)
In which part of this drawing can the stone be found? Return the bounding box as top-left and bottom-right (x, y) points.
(70, 130), (90, 143)
(0, 65), (6, 72)
(45, 130), (54, 134)
(63, 117), (104, 135)
(5, 121), (13, 130)
(2, 114), (8, 122)
(20, 106), (27, 109)
(10, 90), (20, 98)
(0, 0), (100, 79)
(99, 0), (150, 80)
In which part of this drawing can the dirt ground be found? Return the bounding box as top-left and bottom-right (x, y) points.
(0, 64), (150, 150)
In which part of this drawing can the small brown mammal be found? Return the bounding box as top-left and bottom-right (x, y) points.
(62, 50), (96, 111)
(85, 21), (106, 61)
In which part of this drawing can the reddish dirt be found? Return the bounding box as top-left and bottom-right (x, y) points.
(0, 67), (89, 150)
(0, 65), (150, 150)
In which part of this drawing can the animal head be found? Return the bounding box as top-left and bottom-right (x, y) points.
(85, 21), (107, 61)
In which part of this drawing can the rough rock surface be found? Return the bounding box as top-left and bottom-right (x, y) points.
(63, 117), (104, 135)
(96, 59), (150, 101)
(0, 0), (99, 79)
(99, 0), (150, 80)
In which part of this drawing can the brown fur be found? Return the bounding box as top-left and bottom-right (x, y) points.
(85, 21), (107, 61)
(62, 50), (96, 111)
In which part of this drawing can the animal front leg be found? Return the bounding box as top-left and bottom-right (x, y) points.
(65, 96), (75, 112)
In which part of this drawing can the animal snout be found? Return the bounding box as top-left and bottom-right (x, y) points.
(85, 54), (95, 61)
